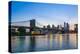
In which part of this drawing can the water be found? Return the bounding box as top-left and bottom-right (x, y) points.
(11, 33), (78, 53)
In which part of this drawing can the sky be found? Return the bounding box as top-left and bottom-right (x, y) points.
(10, 1), (78, 27)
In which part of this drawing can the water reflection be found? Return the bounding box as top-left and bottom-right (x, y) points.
(18, 37), (25, 52)
(29, 36), (36, 51)
(11, 33), (78, 52)
(62, 34), (69, 49)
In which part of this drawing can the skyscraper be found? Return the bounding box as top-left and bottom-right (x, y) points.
(64, 22), (69, 33)
(74, 24), (78, 33)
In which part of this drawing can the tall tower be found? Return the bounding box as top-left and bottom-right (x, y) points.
(74, 24), (78, 33)
(64, 22), (69, 33)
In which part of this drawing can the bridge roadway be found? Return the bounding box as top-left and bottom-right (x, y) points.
(11, 25), (62, 31)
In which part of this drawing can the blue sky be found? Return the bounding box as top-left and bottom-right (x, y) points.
(10, 1), (78, 26)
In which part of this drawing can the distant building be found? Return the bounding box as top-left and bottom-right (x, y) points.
(47, 25), (51, 29)
(52, 24), (55, 29)
(74, 24), (78, 33)
(57, 25), (59, 29)
(43, 26), (46, 29)
(57, 25), (62, 30)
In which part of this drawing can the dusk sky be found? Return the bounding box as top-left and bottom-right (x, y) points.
(10, 1), (78, 27)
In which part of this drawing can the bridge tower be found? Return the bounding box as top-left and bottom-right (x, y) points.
(30, 19), (36, 34)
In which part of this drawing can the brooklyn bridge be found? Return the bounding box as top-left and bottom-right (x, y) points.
(9, 19), (71, 36)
